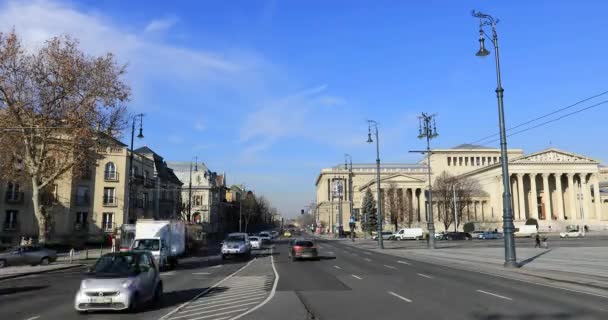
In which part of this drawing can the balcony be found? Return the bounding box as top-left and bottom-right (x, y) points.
(144, 177), (155, 188)
(3, 221), (19, 232)
(5, 191), (24, 204)
(104, 171), (119, 182)
(102, 196), (118, 207)
(74, 195), (90, 206)
(133, 174), (144, 185)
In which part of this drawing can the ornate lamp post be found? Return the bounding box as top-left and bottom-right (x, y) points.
(367, 120), (384, 249)
(417, 113), (438, 249)
(127, 113), (144, 224)
(472, 10), (517, 267)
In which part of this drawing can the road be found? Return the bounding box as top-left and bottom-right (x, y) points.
(244, 238), (608, 320)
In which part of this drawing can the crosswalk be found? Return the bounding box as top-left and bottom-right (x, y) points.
(165, 275), (274, 320)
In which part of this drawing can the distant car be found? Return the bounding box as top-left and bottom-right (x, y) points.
(74, 251), (162, 313)
(444, 232), (472, 241)
(394, 228), (424, 240)
(288, 239), (318, 261)
(470, 231), (485, 239)
(258, 232), (272, 245)
(560, 230), (584, 238)
(372, 231), (395, 240)
(221, 233), (251, 260)
(283, 230), (292, 238)
(249, 236), (261, 250)
(478, 231), (503, 240)
(0, 245), (57, 268)
(270, 231), (279, 239)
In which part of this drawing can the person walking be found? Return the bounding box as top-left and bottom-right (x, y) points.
(535, 234), (541, 248)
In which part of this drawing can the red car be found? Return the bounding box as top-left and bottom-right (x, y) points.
(288, 239), (318, 261)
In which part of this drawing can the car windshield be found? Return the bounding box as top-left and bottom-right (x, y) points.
(249, 237), (259, 241)
(295, 241), (314, 247)
(90, 254), (138, 276)
(132, 239), (160, 251)
(226, 235), (245, 242)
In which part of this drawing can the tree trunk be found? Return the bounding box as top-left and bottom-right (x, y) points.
(31, 177), (47, 244)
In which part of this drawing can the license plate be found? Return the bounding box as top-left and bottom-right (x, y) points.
(90, 297), (112, 304)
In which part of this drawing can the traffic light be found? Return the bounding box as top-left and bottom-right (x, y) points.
(301, 209), (304, 215)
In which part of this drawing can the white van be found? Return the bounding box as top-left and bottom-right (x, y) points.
(394, 228), (424, 240)
(514, 225), (538, 237)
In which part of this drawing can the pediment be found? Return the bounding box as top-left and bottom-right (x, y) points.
(511, 148), (598, 164)
(358, 173), (424, 191)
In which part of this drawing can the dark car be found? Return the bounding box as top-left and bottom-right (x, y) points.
(288, 239), (318, 261)
(444, 232), (472, 241)
(0, 245), (57, 268)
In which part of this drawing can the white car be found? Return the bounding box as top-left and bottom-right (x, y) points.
(258, 232), (272, 245)
(560, 230), (584, 238)
(221, 233), (251, 259)
(249, 236), (261, 250)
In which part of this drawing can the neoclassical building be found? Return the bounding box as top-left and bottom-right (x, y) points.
(315, 145), (608, 234)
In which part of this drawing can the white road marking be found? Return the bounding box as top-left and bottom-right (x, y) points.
(170, 308), (249, 320)
(388, 291), (413, 303)
(185, 296), (266, 311)
(397, 260), (411, 265)
(25, 316), (40, 320)
(417, 273), (433, 279)
(161, 271), (177, 276)
(351, 274), (363, 280)
(334, 265), (342, 269)
(364, 258), (372, 262)
(211, 265), (222, 268)
(172, 302), (260, 317)
(384, 264), (397, 269)
(192, 272), (211, 275)
(476, 290), (513, 301)
(327, 251), (334, 255)
(363, 252), (372, 255)
(194, 291), (266, 303)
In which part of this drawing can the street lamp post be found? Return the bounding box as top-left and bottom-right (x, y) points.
(345, 154), (355, 241)
(239, 184), (246, 232)
(415, 113), (438, 249)
(127, 113), (144, 224)
(367, 120), (384, 249)
(472, 10), (518, 268)
(188, 157), (198, 222)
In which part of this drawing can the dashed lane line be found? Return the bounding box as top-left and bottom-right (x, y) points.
(417, 273), (433, 279)
(210, 265), (222, 269)
(397, 260), (411, 265)
(384, 265), (397, 269)
(364, 258), (372, 262)
(388, 291), (413, 303)
(333, 265), (342, 269)
(476, 290), (513, 301)
(25, 316), (40, 320)
(351, 274), (363, 280)
(192, 272), (211, 275)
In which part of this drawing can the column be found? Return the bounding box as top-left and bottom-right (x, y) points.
(511, 176), (519, 220)
(420, 187), (428, 222)
(593, 174), (602, 221)
(413, 188), (420, 222)
(554, 173), (565, 221)
(582, 174), (592, 221)
(568, 173), (577, 220)
(529, 173), (539, 220)
(517, 174), (526, 221)
(542, 173), (553, 220)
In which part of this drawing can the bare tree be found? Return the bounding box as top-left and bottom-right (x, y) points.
(384, 183), (400, 231)
(0, 31), (129, 242)
(433, 171), (480, 231)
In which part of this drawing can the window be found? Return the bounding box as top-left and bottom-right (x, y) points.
(143, 193), (149, 207)
(103, 188), (115, 205)
(447, 157), (451, 166)
(493, 156), (498, 163)
(4, 210), (18, 230)
(459, 157), (463, 166)
(6, 182), (20, 200)
(482, 157), (486, 166)
(102, 213), (114, 231)
(139, 253), (153, 270)
(476, 157), (481, 166)
(465, 157), (469, 166)
(76, 212), (87, 229)
(76, 186), (89, 205)
(105, 162), (117, 180)
(144, 170), (149, 180)
(133, 166), (139, 177)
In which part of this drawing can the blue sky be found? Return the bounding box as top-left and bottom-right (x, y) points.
(3, 1), (608, 217)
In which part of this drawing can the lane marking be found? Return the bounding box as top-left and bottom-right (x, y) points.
(171, 302), (260, 318)
(228, 246), (280, 320)
(417, 273), (433, 279)
(334, 265), (342, 269)
(211, 265), (222, 269)
(476, 289), (513, 301)
(364, 258), (372, 262)
(161, 271), (177, 276)
(159, 258), (257, 320)
(185, 296), (266, 311)
(384, 265), (397, 269)
(397, 260), (411, 265)
(388, 291), (413, 303)
(327, 251), (334, 255)
(170, 307), (249, 320)
(351, 274), (363, 280)
(194, 291), (266, 303)
(363, 252), (372, 255)
(25, 316), (40, 320)
(192, 272), (211, 275)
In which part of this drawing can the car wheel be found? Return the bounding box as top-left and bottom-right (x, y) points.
(76, 310), (88, 315)
(128, 293), (139, 313)
(40, 257), (50, 266)
(0, 259), (7, 268)
(153, 282), (163, 303)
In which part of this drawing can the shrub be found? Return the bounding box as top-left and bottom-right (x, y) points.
(525, 218), (538, 229)
(463, 222), (475, 233)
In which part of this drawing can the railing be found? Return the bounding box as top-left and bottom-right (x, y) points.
(3, 221), (19, 231)
(5, 191), (24, 204)
(102, 196), (118, 207)
(75, 195), (90, 206)
(104, 171), (119, 182)
(101, 222), (116, 232)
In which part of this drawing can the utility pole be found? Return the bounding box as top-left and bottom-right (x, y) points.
(472, 10), (517, 267)
(126, 113), (144, 225)
(187, 156), (198, 222)
(367, 120), (384, 249)
(239, 183), (245, 232)
(416, 112), (438, 249)
(453, 185), (458, 232)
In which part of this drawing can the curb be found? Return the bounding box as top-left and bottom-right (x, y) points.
(0, 263), (84, 281)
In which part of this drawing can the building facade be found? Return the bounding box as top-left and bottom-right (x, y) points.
(0, 139), (182, 245)
(315, 145), (608, 234)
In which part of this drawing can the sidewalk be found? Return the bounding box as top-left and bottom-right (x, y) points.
(0, 263), (82, 280)
(336, 238), (608, 297)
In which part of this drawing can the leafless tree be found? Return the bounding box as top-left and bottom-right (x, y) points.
(0, 31), (129, 242)
(433, 171), (480, 231)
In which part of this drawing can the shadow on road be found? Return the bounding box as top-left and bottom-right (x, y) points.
(472, 311), (581, 319)
(0, 285), (48, 296)
(518, 249), (553, 267)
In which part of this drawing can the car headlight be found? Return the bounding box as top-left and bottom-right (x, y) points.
(122, 279), (134, 289)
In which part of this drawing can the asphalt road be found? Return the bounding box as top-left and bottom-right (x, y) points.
(0, 250), (255, 320)
(245, 238), (608, 320)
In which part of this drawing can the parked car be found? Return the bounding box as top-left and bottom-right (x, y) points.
(443, 232), (472, 241)
(470, 231), (485, 239)
(394, 228), (424, 240)
(258, 232), (272, 245)
(74, 251), (163, 313)
(249, 236), (261, 250)
(288, 239), (318, 261)
(560, 226), (584, 238)
(478, 231), (503, 240)
(372, 231), (395, 240)
(270, 231), (279, 239)
(221, 233), (251, 260)
(0, 245), (57, 268)
(514, 225), (538, 237)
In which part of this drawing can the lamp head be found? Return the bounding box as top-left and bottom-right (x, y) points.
(476, 28), (490, 57)
(137, 127), (144, 139)
(366, 132), (373, 144)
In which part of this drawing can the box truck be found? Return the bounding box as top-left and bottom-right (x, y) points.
(131, 219), (185, 270)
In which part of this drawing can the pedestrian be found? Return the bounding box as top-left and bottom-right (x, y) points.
(542, 237), (549, 249)
(535, 234), (541, 248)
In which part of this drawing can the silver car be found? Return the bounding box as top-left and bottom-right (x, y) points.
(0, 245), (57, 268)
(74, 251), (163, 313)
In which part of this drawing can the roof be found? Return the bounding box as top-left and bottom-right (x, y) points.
(135, 147), (183, 186)
(452, 144), (492, 149)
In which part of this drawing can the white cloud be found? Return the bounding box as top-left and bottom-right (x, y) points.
(194, 120), (206, 132)
(145, 16), (178, 33)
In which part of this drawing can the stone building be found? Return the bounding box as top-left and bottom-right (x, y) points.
(315, 145), (608, 234)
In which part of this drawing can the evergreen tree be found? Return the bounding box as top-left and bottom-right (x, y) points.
(361, 188), (378, 234)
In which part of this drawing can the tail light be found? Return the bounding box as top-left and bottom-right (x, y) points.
(294, 246), (303, 252)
